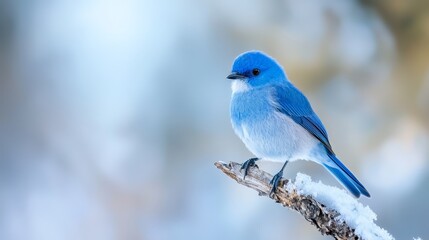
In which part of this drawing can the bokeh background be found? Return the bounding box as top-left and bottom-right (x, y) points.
(1, 0), (429, 239)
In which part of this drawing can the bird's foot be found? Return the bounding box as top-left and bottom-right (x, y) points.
(240, 158), (259, 179)
(269, 171), (284, 197)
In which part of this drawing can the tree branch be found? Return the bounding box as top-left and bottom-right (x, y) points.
(214, 161), (393, 240)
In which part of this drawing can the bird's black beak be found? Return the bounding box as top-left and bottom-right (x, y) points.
(227, 72), (246, 80)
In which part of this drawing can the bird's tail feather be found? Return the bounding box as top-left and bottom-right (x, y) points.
(322, 153), (370, 198)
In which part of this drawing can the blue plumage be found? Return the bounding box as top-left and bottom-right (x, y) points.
(271, 85), (333, 154)
(228, 51), (370, 198)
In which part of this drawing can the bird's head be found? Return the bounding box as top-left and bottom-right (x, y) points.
(227, 51), (287, 93)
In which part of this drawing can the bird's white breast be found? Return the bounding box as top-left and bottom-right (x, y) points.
(230, 86), (322, 163)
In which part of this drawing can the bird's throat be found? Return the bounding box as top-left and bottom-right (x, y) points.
(231, 80), (249, 93)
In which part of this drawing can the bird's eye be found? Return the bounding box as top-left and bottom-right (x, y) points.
(252, 68), (260, 76)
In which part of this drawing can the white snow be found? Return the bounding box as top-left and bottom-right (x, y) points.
(286, 173), (394, 240)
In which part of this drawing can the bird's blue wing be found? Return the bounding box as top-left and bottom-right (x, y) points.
(270, 85), (334, 154)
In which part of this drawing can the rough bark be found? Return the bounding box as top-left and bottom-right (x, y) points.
(214, 161), (361, 240)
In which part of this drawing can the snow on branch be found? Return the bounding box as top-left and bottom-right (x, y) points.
(215, 161), (394, 240)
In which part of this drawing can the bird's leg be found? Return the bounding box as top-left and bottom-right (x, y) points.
(269, 160), (289, 196)
(240, 157), (260, 179)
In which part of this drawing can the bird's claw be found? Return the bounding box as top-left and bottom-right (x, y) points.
(240, 158), (259, 179)
(269, 171), (283, 197)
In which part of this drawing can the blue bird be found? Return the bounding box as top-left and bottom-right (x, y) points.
(228, 51), (370, 198)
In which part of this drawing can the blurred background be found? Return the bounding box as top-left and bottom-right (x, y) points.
(1, 0), (428, 239)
